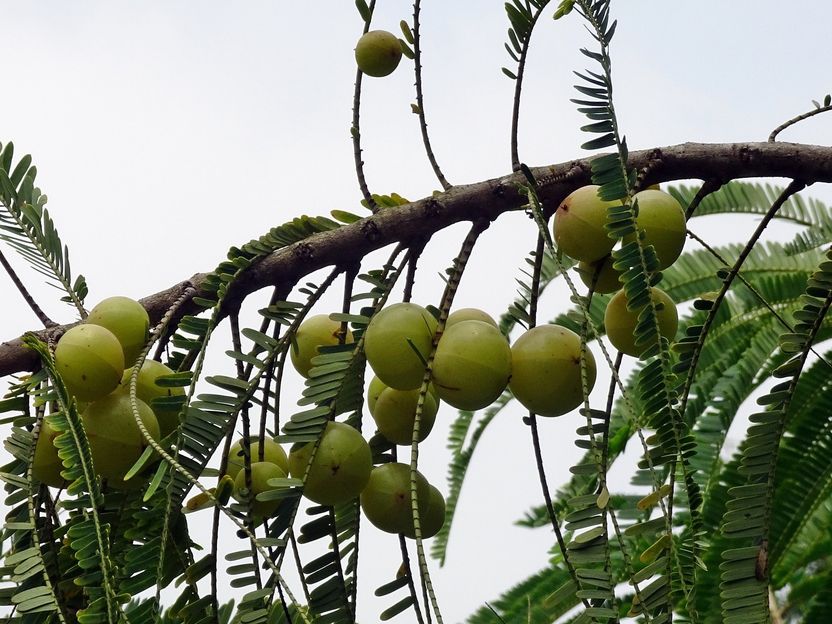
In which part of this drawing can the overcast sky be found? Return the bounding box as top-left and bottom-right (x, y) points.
(2, 2), (831, 622)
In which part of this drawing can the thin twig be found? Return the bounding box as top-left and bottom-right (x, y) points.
(769, 102), (832, 142)
(352, 0), (378, 212)
(0, 248), (57, 327)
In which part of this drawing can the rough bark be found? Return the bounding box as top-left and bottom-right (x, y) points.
(2, 141), (831, 377)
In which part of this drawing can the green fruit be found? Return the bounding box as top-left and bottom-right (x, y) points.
(32, 419), (65, 488)
(626, 189), (687, 270)
(82, 391), (160, 485)
(233, 461), (286, 522)
(86, 296), (150, 365)
(446, 308), (498, 329)
(355, 30), (403, 78)
(432, 320), (512, 411)
(554, 185), (619, 263)
(55, 324), (125, 402)
(291, 314), (354, 378)
(577, 255), (621, 294)
(372, 385), (438, 445)
(121, 359), (185, 438)
(367, 375), (388, 415)
(604, 287), (679, 357)
(288, 421), (372, 506)
(360, 462), (430, 535)
(225, 437), (289, 480)
(510, 325), (597, 417)
(413, 485), (445, 540)
(365, 303), (438, 390)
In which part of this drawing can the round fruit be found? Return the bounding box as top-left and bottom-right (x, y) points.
(32, 419), (65, 488)
(360, 462), (430, 535)
(55, 324), (125, 402)
(81, 391), (160, 485)
(408, 484), (445, 539)
(364, 303), (438, 391)
(604, 287), (679, 357)
(577, 255), (621, 294)
(288, 421), (372, 506)
(121, 359), (184, 438)
(432, 320), (512, 411)
(510, 325), (597, 417)
(355, 30), (403, 78)
(372, 385), (438, 445)
(367, 375), (388, 415)
(86, 296), (150, 365)
(445, 308), (498, 329)
(225, 437), (289, 480)
(554, 185), (619, 263)
(233, 461), (286, 523)
(626, 189), (687, 270)
(290, 314), (354, 378)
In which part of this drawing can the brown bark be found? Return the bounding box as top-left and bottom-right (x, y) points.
(2, 141), (832, 377)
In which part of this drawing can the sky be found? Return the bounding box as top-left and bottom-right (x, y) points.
(2, 1), (832, 622)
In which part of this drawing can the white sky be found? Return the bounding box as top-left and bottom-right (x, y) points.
(2, 2), (832, 622)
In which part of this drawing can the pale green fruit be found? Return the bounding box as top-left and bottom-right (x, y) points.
(510, 325), (597, 417)
(86, 296), (150, 365)
(604, 287), (679, 357)
(32, 419), (65, 488)
(291, 314), (354, 378)
(360, 462), (430, 536)
(55, 324), (125, 402)
(626, 189), (687, 270)
(82, 391), (160, 484)
(225, 437), (289, 481)
(355, 30), (403, 77)
(288, 421), (372, 506)
(406, 484), (445, 540)
(367, 376), (388, 415)
(554, 185), (619, 263)
(432, 320), (512, 411)
(445, 308), (498, 329)
(372, 385), (438, 445)
(121, 359), (184, 438)
(233, 461), (286, 523)
(365, 303), (438, 390)
(577, 255), (621, 294)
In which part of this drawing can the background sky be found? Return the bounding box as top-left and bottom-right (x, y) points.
(2, 2), (832, 622)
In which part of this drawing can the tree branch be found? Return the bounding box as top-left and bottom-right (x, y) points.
(3, 141), (832, 377)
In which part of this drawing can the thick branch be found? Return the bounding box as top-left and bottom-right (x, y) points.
(2, 141), (832, 377)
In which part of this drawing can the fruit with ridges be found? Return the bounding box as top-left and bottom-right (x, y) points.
(360, 462), (430, 535)
(365, 303), (438, 390)
(626, 189), (687, 270)
(604, 287), (678, 357)
(225, 437), (289, 480)
(445, 308), (498, 329)
(432, 320), (512, 411)
(86, 296), (150, 364)
(81, 391), (160, 485)
(288, 421), (372, 506)
(32, 419), (65, 488)
(290, 314), (354, 378)
(510, 325), (597, 417)
(371, 384), (439, 445)
(355, 30), (403, 77)
(121, 359), (185, 438)
(554, 185), (619, 263)
(233, 461), (286, 522)
(55, 324), (125, 402)
(577, 255), (621, 294)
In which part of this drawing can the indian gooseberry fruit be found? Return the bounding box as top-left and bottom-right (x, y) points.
(360, 462), (430, 536)
(554, 185), (619, 263)
(510, 325), (597, 417)
(367, 375), (387, 414)
(355, 30), (403, 78)
(445, 308), (498, 329)
(407, 484), (445, 539)
(86, 296), (150, 365)
(32, 419), (65, 488)
(371, 384), (439, 445)
(81, 391), (160, 485)
(577, 255), (622, 294)
(365, 303), (438, 390)
(55, 324), (125, 402)
(432, 320), (512, 411)
(233, 461), (286, 522)
(290, 314), (354, 378)
(604, 287), (679, 357)
(626, 189), (687, 270)
(121, 359), (185, 438)
(225, 437), (289, 481)
(288, 421), (372, 506)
